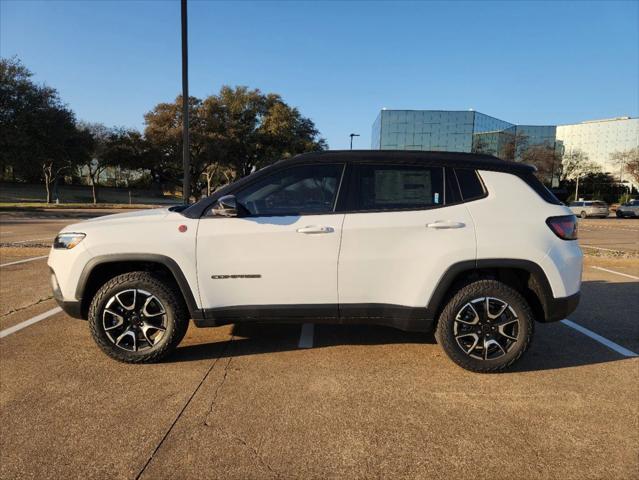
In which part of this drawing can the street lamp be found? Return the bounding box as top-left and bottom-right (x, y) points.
(349, 133), (360, 150)
(181, 0), (190, 204)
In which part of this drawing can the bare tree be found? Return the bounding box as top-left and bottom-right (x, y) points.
(560, 149), (600, 182)
(610, 147), (639, 185)
(77, 123), (114, 204)
(520, 145), (561, 184)
(201, 162), (236, 196)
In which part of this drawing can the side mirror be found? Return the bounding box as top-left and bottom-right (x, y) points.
(211, 195), (239, 217)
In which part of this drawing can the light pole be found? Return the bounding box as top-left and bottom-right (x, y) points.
(181, 0), (190, 204)
(349, 133), (360, 150)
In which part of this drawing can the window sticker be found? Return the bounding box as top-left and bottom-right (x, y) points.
(374, 170), (432, 205)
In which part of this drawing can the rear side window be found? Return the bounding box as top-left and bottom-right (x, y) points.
(454, 168), (485, 201)
(348, 164), (444, 211)
(518, 172), (563, 205)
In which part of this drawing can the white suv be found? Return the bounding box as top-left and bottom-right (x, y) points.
(48, 151), (582, 372)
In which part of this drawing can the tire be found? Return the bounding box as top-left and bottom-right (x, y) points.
(435, 279), (534, 373)
(616, 211), (623, 218)
(580, 211), (587, 219)
(88, 271), (189, 363)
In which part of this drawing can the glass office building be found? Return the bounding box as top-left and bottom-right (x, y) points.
(556, 117), (639, 180)
(372, 110), (638, 186)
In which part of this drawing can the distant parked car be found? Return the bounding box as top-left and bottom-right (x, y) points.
(616, 200), (639, 218)
(569, 201), (609, 218)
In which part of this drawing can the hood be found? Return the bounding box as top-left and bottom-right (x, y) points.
(60, 207), (174, 233)
(82, 207), (172, 223)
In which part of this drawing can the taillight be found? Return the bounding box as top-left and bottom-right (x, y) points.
(546, 215), (578, 240)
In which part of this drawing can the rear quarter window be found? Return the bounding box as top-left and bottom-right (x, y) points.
(454, 168), (485, 201)
(517, 172), (562, 205)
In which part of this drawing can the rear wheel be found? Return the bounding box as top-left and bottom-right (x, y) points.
(88, 271), (189, 363)
(580, 211), (587, 219)
(435, 279), (534, 373)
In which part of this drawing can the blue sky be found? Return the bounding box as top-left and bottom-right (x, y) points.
(2, 0), (638, 149)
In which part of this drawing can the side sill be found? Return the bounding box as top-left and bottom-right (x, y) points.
(193, 303), (435, 333)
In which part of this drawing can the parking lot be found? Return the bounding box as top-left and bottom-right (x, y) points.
(1, 209), (638, 479)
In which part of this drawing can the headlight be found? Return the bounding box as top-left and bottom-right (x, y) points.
(53, 233), (86, 249)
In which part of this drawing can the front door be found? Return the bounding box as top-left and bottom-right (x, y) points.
(196, 163), (346, 318)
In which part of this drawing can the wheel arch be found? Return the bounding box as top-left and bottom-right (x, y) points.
(77, 254), (200, 320)
(427, 259), (554, 324)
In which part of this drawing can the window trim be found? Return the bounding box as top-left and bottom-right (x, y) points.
(204, 162), (347, 218)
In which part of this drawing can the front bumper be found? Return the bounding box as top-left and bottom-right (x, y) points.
(50, 269), (84, 319)
(545, 291), (580, 322)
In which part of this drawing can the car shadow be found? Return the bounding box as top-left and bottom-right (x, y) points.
(169, 279), (638, 372)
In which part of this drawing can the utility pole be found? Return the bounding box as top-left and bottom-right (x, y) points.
(181, 0), (190, 204)
(349, 133), (360, 150)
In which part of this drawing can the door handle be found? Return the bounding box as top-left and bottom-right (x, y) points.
(296, 225), (335, 234)
(426, 221), (465, 229)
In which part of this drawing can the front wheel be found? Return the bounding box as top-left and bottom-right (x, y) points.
(435, 280), (534, 373)
(88, 271), (189, 363)
(580, 211), (587, 219)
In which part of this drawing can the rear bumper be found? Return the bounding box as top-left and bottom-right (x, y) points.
(617, 210), (637, 217)
(544, 291), (580, 322)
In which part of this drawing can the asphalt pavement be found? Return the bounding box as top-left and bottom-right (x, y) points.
(0, 210), (637, 479)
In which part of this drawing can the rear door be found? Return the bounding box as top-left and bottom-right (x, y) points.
(337, 163), (476, 312)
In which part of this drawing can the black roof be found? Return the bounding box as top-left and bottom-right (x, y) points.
(281, 150), (536, 174)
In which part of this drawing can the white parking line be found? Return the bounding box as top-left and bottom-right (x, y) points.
(580, 245), (621, 253)
(298, 323), (314, 348)
(561, 319), (638, 357)
(7, 237), (51, 244)
(0, 255), (49, 268)
(0, 307), (62, 339)
(590, 266), (639, 280)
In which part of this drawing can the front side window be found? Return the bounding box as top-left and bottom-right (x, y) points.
(235, 164), (344, 216)
(349, 164), (444, 211)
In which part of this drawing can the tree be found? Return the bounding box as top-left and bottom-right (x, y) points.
(77, 123), (115, 204)
(520, 145), (561, 185)
(502, 131), (528, 162)
(560, 149), (600, 182)
(144, 96), (210, 199)
(0, 57), (90, 201)
(471, 135), (492, 155)
(144, 86), (327, 200)
(610, 147), (639, 186)
(205, 87), (326, 179)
